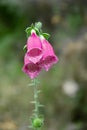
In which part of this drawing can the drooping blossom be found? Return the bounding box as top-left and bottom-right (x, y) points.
(22, 53), (41, 79)
(27, 30), (43, 64)
(22, 28), (59, 79)
(39, 36), (58, 71)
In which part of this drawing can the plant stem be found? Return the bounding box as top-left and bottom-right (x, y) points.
(33, 79), (39, 118)
(29, 79), (44, 130)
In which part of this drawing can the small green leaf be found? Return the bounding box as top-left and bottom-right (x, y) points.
(34, 27), (40, 35)
(31, 23), (34, 28)
(25, 27), (32, 37)
(23, 44), (27, 50)
(32, 109), (37, 112)
(37, 90), (42, 94)
(28, 83), (35, 87)
(42, 33), (50, 40)
(38, 104), (44, 107)
(30, 101), (37, 104)
(25, 27), (31, 33)
(25, 26), (36, 37)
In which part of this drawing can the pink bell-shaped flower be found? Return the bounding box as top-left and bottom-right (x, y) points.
(40, 36), (58, 71)
(27, 30), (43, 64)
(22, 53), (41, 79)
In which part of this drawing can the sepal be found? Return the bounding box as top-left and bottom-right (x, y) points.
(23, 44), (27, 50)
(42, 33), (50, 40)
(25, 27), (32, 38)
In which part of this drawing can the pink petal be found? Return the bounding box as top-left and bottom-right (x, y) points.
(22, 53), (41, 79)
(40, 38), (59, 71)
(27, 32), (43, 63)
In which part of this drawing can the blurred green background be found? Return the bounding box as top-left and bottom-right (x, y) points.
(0, 0), (87, 130)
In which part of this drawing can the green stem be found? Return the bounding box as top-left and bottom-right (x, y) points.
(33, 79), (39, 117)
(30, 79), (44, 130)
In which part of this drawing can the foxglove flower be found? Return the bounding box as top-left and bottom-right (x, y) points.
(22, 53), (41, 79)
(27, 30), (43, 64)
(40, 36), (58, 71)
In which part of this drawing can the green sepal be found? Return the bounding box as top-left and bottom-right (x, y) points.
(25, 23), (40, 38)
(23, 44), (27, 50)
(25, 27), (32, 33)
(31, 23), (34, 28)
(25, 27), (32, 38)
(25, 22), (51, 40)
(34, 27), (40, 35)
(42, 33), (50, 40)
(25, 24), (35, 37)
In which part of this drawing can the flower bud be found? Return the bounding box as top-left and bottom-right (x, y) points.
(32, 118), (43, 128)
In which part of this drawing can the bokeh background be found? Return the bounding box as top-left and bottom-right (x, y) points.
(0, 0), (87, 130)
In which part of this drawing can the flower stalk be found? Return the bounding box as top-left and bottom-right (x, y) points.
(29, 79), (44, 130)
(33, 79), (39, 117)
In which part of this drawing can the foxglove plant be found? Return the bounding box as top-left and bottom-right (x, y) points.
(22, 22), (59, 129)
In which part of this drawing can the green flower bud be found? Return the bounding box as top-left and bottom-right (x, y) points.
(32, 118), (43, 128)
